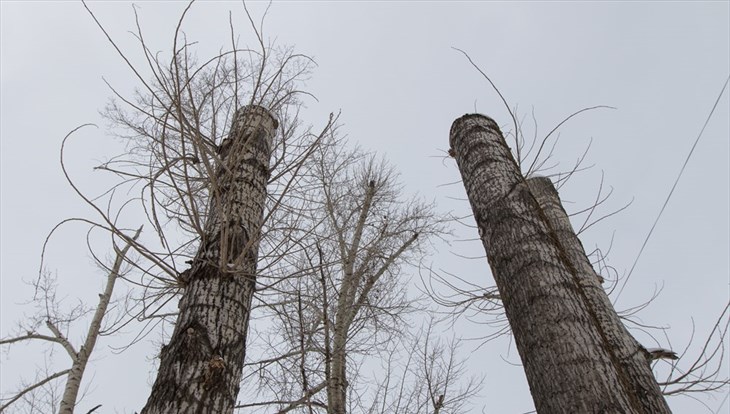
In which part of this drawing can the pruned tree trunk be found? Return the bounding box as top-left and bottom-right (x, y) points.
(141, 105), (277, 414)
(449, 114), (671, 413)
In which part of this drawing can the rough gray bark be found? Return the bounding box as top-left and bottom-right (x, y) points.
(141, 105), (277, 414)
(449, 113), (671, 414)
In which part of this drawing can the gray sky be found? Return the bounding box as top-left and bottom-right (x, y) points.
(1, 1), (728, 413)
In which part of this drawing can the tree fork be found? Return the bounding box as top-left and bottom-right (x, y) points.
(449, 114), (670, 413)
(141, 105), (278, 414)
(59, 226), (143, 414)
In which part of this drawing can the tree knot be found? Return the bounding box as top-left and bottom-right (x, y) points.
(202, 355), (226, 390)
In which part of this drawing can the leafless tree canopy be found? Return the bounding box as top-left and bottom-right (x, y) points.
(237, 133), (459, 413)
(1, 2), (727, 414)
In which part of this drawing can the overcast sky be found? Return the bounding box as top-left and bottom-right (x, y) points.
(1, 1), (728, 413)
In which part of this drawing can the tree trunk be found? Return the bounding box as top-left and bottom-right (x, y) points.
(59, 227), (142, 414)
(325, 180), (376, 414)
(141, 105), (277, 414)
(449, 114), (671, 414)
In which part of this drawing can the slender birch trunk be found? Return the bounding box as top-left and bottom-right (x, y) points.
(449, 114), (671, 413)
(55, 227), (142, 414)
(323, 177), (420, 414)
(141, 105), (277, 414)
(326, 181), (377, 414)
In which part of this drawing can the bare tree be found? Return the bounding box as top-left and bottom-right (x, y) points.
(49, 1), (338, 412)
(364, 322), (483, 414)
(137, 105), (279, 413)
(10, 3), (724, 413)
(448, 113), (672, 413)
(236, 135), (449, 413)
(1, 226), (141, 413)
(415, 49), (728, 413)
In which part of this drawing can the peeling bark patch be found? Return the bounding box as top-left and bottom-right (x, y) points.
(202, 356), (226, 391)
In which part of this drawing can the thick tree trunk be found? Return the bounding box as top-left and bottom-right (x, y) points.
(449, 114), (670, 414)
(141, 105), (277, 414)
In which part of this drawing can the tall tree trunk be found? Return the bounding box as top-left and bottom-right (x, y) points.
(325, 180), (376, 414)
(449, 114), (671, 413)
(141, 105), (277, 414)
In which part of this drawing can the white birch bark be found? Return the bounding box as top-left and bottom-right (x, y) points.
(323, 177), (420, 414)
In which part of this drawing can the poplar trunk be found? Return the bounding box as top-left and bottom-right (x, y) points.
(140, 105), (277, 414)
(449, 114), (671, 413)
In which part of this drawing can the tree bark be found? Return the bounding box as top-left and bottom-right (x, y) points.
(449, 114), (671, 414)
(59, 226), (142, 414)
(326, 181), (376, 414)
(141, 105), (277, 414)
(322, 178), (420, 414)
